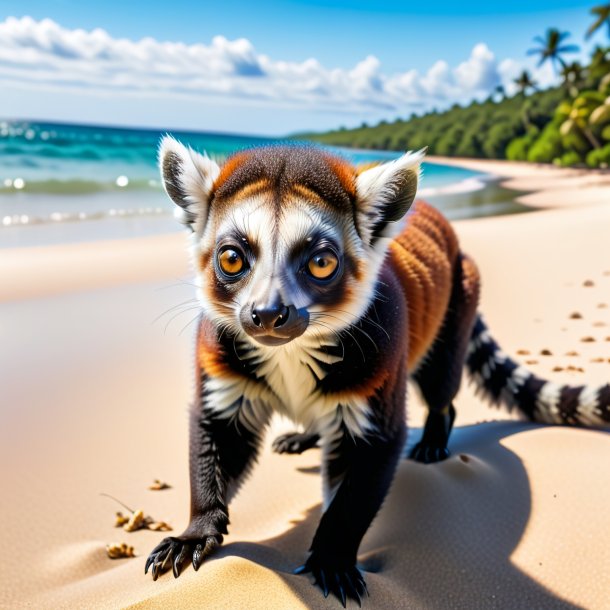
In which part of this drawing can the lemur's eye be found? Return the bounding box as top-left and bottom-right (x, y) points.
(307, 249), (339, 280)
(218, 247), (246, 276)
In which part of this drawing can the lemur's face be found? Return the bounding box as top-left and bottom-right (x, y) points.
(160, 142), (422, 348)
(202, 185), (361, 346)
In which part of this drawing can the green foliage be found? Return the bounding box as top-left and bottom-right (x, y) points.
(556, 151), (583, 166)
(586, 5), (610, 40)
(506, 136), (530, 161)
(454, 131), (482, 158)
(527, 121), (564, 163)
(586, 46), (610, 89)
(303, 88), (563, 160)
(527, 28), (580, 73)
(435, 126), (464, 156)
(562, 129), (591, 153)
(557, 89), (609, 152)
(586, 144), (610, 168)
(482, 122), (521, 158)
(506, 129), (539, 161)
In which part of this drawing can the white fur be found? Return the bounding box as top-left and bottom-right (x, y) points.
(158, 137), (223, 317)
(355, 149), (425, 244)
(536, 382), (563, 423)
(158, 135), (220, 237)
(201, 334), (373, 440)
(254, 337), (373, 438)
(577, 385), (604, 426)
(502, 365), (532, 407)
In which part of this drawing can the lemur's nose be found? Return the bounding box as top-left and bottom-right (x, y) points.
(251, 303), (290, 330)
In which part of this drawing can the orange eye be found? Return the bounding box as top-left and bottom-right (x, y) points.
(307, 250), (339, 280)
(218, 248), (245, 276)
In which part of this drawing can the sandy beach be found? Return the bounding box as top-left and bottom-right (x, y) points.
(1, 159), (609, 609)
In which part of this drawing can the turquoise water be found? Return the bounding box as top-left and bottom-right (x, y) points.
(0, 120), (523, 247)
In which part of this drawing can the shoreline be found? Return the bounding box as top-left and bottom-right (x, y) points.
(426, 155), (610, 210)
(2, 157), (608, 303)
(0, 158), (478, 249)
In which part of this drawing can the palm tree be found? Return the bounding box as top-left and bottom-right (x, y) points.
(494, 84), (506, 102)
(588, 46), (610, 85)
(527, 29), (580, 72)
(513, 70), (538, 96)
(586, 3), (610, 39)
(589, 96), (610, 130)
(561, 62), (586, 97)
(558, 92), (605, 150)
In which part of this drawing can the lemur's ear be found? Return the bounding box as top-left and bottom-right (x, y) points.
(355, 149), (425, 245)
(159, 136), (220, 233)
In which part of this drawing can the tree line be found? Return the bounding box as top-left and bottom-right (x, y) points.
(303, 4), (610, 169)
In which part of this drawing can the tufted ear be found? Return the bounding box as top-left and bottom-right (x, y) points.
(158, 136), (220, 233)
(355, 149), (425, 245)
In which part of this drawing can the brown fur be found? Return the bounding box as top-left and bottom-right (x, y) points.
(389, 201), (465, 370)
(211, 146), (356, 215)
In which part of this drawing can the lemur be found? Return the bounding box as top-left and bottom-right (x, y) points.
(145, 139), (610, 606)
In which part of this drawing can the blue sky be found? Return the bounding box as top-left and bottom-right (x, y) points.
(0, 1), (606, 135)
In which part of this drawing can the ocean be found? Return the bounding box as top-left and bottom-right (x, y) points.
(0, 120), (526, 248)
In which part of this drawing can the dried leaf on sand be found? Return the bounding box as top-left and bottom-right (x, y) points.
(148, 479), (172, 491)
(103, 493), (173, 533)
(106, 542), (135, 559)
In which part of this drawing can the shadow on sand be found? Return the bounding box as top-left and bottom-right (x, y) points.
(213, 421), (585, 609)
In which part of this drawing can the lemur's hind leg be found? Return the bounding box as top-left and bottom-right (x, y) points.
(272, 431), (320, 454)
(410, 254), (480, 464)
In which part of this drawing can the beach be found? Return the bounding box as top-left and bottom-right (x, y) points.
(1, 159), (609, 609)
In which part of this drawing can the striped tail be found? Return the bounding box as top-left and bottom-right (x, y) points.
(466, 315), (610, 427)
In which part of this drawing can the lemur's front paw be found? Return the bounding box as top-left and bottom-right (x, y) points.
(294, 554), (368, 607)
(272, 431), (319, 454)
(145, 534), (222, 580)
(409, 442), (450, 464)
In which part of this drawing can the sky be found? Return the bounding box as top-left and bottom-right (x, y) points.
(0, 1), (606, 136)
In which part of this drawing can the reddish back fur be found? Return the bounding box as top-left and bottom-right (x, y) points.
(389, 201), (461, 369)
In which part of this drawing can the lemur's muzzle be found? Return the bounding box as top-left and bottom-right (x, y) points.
(240, 302), (309, 346)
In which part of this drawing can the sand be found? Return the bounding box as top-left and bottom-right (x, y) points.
(1, 160), (609, 609)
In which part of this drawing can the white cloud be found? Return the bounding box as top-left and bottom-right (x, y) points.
(454, 43), (499, 91)
(0, 16), (560, 116)
(499, 57), (558, 97)
(420, 60), (456, 98)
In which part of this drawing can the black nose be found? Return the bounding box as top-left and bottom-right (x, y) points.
(251, 303), (290, 331)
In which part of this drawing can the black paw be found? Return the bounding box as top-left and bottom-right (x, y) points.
(272, 432), (320, 455)
(145, 535), (221, 580)
(409, 442), (450, 464)
(294, 555), (368, 607)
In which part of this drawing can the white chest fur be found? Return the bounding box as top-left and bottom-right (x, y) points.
(204, 337), (374, 438)
(254, 339), (373, 438)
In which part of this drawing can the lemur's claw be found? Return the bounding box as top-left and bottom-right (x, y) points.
(146, 535), (220, 580)
(192, 543), (204, 571)
(295, 555), (367, 607)
(272, 432), (319, 454)
(317, 569), (329, 597)
(173, 543), (188, 578)
(409, 442), (450, 464)
(334, 573), (347, 606)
